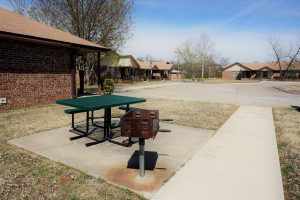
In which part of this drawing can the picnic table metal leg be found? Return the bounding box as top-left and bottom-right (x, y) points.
(105, 108), (109, 138)
(71, 114), (75, 129)
(70, 111), (97, 140)
(109, 104), (139, 147)
(126, 104), (134, 146)
(90, 110), (105, 128)
(85, 109), (107, 147)
(108, 108), (111, 136)
(86, 111), (89, 135)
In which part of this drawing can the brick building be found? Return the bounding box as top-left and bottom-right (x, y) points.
(222, 62), (300, 80)
(0, 7), (108, 110)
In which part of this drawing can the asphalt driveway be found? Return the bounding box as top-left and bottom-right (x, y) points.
(120, 81), (300, 107)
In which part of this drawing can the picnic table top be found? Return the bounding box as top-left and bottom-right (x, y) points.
(56, 94), (146, 111)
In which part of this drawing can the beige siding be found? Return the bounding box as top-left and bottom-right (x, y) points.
(224, 64), (247, 71)
(118, 58), (131, 67)
(118, 57), (139, 68)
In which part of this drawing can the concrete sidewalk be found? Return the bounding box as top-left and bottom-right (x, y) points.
(152, 106), (284, 200)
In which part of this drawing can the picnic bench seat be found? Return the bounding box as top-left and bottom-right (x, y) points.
(64, 108), (89, 129)
(64, 108), (87, 114)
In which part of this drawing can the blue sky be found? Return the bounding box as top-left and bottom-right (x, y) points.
(125, 0), (300, 62)
(1, 0), (299, 62)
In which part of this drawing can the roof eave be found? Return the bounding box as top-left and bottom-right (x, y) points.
(222, 62), (253, 71)
(0, 30), (110, 52)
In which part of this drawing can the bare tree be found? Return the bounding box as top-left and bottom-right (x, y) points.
(27, 0), (134, 50)
(144, 55), (154, 63)
(219, 57), (230, 68)
(175, 34), (216, 80)
(174, 39), (198, 81)
(268, 35), (300, 80)
(195, 33), (215, 80)
(269, 36), (284, 80)
(284, 43), (300, 79)
(9, 0), (27, 15)
(97, 0), (134, 50)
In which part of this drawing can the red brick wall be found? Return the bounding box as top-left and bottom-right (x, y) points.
(170, 73), (184, 80)
(0, 39), (73, 110)
(222, 71), (236, 80)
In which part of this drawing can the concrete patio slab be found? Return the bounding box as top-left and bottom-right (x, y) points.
(8, 122), (213, 198)
(152, 106), (284, 200)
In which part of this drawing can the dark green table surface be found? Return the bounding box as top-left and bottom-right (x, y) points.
(56, 94), (146, 110)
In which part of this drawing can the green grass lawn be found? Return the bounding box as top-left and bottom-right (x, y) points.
(0, 99), (237, 199)
(273, 107), (300, 200)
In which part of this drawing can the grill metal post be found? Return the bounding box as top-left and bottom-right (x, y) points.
(139, 138), (145, 177)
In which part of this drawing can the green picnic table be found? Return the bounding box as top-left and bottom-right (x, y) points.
(56, 94), (146, 146)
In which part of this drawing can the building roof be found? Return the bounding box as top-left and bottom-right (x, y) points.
(223, 62), (300, 71)
(241, 63), (270, 70)
(137, 60), (151, 70)
(152, 61), (173, 70)
(117, 55), (140, 68)
(136, 60), (174, 70)
(0, 7), (109, 52)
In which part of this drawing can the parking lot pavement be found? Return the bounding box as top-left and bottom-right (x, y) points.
(121, 81), (300, 107)
(114, 82), (187, 92)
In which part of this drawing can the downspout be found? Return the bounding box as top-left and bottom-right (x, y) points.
(71, 51), (77, 98)
(97, 51), (101, 93)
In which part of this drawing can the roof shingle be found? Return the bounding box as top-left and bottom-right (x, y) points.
(152, 61), (173, 70)
(224, 62), (300, 71)
(0, 7), (108, 51)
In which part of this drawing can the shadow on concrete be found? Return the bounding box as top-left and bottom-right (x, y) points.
(127, 151), (158, 170)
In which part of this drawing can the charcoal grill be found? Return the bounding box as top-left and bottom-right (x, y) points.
(120, 110), (159, 177)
